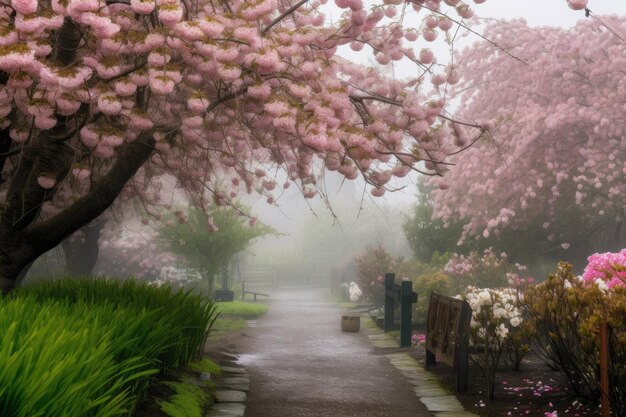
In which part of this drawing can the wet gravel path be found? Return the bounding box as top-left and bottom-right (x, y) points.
(237, 287), (432, 417)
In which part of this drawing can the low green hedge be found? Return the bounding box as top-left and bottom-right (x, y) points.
(0, 279), (219, 417)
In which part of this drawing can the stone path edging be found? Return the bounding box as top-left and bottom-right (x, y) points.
(361, 315), (480, 417)
(204, 356), (249, 417)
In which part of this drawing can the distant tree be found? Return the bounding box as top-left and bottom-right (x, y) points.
(355, 243), (404, 304)
(403, 180), (467, 263)
(158, 206), (273, 295)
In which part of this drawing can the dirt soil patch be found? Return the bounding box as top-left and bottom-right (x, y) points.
(408, 347), (602, 417)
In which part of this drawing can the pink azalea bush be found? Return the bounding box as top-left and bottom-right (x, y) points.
(582, 249), (626, 289)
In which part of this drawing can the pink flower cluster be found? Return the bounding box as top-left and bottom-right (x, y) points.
(582, 249), (626, 288)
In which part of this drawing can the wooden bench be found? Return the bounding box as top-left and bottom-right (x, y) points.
(425, 291), (472, 392)
(241, 282), (269, 302)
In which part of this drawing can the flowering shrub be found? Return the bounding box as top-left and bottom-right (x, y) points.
(96, 229), (179, 280)
(151, 266), (204, 292)
(355, 244), (402, 306)
(338, 281), (363, 303)
(464, 286), (529, 399)
(582, 249), (626, 288)
(522, 260), (626, 415)
(412, 333), (426, 346)
(410, 270), (453, 325)
(445, 248), (527, 291)
(348, 282), (363, 302)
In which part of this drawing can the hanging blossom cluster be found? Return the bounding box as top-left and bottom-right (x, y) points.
(430, 17), (626, 245)
(465, 286), (524, 343)
(582, 249), (626, 289)
(0, 0), (526, 229)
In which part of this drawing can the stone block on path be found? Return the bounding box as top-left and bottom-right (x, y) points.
(206, 403), (246, 417)
(420, 395), (465, 412)
(214, 390), (247, 403)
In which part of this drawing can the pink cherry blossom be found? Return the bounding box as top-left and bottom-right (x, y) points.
(37, 175), (56, 189)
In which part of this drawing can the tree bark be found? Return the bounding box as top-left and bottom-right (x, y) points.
(62, 218), (107, 277)
(0, 134), (154, 293)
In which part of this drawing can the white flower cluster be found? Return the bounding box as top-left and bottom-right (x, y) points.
(349, 282), (363, 302)
(465, 286), (523, 342)
(156, 266), (203, 287)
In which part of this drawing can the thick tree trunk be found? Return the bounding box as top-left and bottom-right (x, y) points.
(0, 134), (155, 293)
(0, 226), (38, 293)
(62, 218), (107, 277)
(221, 261), (229, 290)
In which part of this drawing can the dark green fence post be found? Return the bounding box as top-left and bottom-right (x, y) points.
(384, 273), (395, 332)
(400, 280), (417, 347)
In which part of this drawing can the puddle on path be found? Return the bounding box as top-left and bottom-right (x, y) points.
(237, 353), (261, 366)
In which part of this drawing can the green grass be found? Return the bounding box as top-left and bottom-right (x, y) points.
(387, 330), (401, 338)
(215, 301), (268, 319)
(0, 278), (219, 417)
(188, 358), (222, 378)
(337, 301), (357, 309)
(159, 381), (210, 417)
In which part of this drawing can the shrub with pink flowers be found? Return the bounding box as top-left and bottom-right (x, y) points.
(445, 248), (528, 291)
(582, 249), (626, 288)
(522, 258), (626, 415)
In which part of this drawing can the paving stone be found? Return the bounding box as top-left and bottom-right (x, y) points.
(371, 339), (399, 348)
(221, 366), (247, 374)
(407, 378), (446, 390)
(400, 370), (438, 380)
(221, 377), (250, 384)
(393, 364), (419, 372)
(215, 390), (247, 403)
(420, 395), (465, 412)
(219, 383), (249, 392)
(205, 403), (246, 416)
(384, 353), (412, 360)
(367, 334), (392, 340)
(413, 386), (450, 397)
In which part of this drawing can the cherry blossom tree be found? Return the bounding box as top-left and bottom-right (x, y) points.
(0, 0), (490, 292)
(430, 16), (626, 264)
(95, 224), (179, 279)
(0, 0), (590, 292)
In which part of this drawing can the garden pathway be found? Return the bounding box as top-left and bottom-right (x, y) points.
(231, 287), (441, 417)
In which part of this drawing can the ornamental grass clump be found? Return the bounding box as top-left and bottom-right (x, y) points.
(464, 286), (529, 399)
(522, 257), (626, 415)
(0, 278), (219, 417)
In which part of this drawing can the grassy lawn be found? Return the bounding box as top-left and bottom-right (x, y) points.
(209, 301), (268, 340)
(215, 301), (268, 319)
